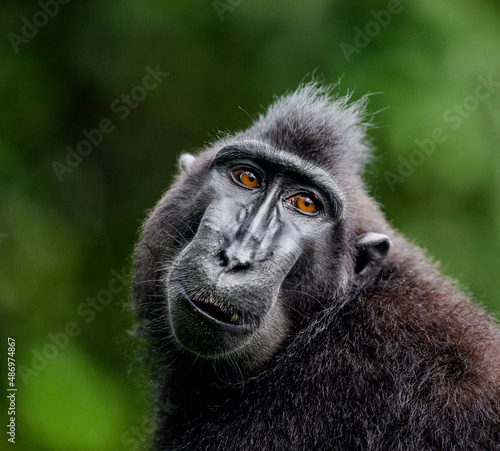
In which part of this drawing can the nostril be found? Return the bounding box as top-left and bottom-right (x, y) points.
(218, 248), (252, 272)
(231, 262), (250, 273)
(218, 251), (229, 267)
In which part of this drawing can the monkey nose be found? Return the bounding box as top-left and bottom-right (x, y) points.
(217, 249), (252, 273)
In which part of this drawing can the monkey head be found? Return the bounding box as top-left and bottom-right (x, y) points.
(134, 85), (391, 368)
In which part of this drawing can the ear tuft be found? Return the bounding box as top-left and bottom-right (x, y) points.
(178, 153), (196, 172)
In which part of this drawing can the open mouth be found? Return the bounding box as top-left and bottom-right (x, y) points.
(190, 296), (243, 325)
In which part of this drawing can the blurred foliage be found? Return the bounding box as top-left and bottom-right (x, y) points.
(1, 0), (499, 449)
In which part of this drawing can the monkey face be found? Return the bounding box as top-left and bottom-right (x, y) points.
(135, 86), (391, 374)
(165, 142), (345, 364)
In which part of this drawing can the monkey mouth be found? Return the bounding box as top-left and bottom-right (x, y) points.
(190, 296), (244, 326)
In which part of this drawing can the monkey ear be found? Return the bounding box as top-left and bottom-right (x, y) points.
(178, 153), (196, 172)
(354, 233), (391, 285)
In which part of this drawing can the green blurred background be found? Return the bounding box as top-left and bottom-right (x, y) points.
(1, 1), (499, 449)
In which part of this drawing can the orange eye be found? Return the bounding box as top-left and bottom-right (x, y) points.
(233, 170), (260, 188)
(289, 194), (318, 214)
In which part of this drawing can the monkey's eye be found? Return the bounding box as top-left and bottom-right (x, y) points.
(232, 169), (261, 189)
(287, 194), (319, 215)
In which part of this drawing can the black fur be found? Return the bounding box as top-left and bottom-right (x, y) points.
(133, 84), (500, 450)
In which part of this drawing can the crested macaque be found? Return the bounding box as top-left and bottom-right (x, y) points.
(133, 85), (500, 450)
